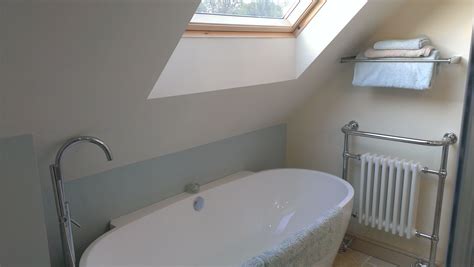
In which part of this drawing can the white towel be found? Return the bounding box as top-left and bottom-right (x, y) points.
(352, 50), (440, 90)
(374, 36), (431, 50)
(364, 46), (435, 58)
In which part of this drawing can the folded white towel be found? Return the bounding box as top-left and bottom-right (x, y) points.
(374, 36), (431, 50)
(352, 50), (440, 90)
(364, 46), (435, 58)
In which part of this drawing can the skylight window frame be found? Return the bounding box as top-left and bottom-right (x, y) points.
(186, 0), (324, 35)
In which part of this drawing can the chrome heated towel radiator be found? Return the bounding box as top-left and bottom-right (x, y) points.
(341, 121), (457, 267)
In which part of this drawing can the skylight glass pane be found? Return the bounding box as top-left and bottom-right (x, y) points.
(196, 0), (299, 19)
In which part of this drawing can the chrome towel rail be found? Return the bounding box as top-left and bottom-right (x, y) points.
(341, 121), (457, 267)
(340, 56), (461, 64)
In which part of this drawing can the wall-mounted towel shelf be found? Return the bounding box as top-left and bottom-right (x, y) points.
(340, 56), (461, 64)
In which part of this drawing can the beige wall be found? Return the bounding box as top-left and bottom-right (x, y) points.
(287, 0), (472, 264)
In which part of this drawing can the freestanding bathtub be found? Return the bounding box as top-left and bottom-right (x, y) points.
(80, 169), (353, 267)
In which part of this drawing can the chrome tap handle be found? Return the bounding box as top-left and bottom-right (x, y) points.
(185, 182), (201, 194)
(65, 202), (81, 228)
(71, 218), (81, 228)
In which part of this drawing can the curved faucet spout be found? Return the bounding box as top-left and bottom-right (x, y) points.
(50, 135), (113, 267)
(54, 136), (113, 167)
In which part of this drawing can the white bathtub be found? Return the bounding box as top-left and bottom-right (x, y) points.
(80, 169), (354, 267)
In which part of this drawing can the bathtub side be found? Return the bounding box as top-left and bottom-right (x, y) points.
(80, 169), (354, 267)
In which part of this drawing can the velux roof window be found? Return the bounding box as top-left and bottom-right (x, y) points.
(188, 0), (324, 34)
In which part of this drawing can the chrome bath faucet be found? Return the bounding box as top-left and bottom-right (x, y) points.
(50, 136), (113, 267)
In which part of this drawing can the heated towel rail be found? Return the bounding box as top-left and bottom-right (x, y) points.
(341, 120), (457, 267)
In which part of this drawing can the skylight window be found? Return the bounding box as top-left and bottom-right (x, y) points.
(196, 0), (297, 19)
(188, 0), (324, 34)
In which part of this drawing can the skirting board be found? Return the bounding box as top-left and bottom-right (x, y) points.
(347, 233), (433, 267)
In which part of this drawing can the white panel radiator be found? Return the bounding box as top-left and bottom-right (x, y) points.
(358, 153), (421, 239)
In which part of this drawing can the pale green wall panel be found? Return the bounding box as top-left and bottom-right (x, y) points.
(44, 124), (286, 265)
(0, 135), (51, 267)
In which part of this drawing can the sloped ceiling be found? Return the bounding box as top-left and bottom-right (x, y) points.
(149, 37), (297, 98)
(0, 0), (407, 184)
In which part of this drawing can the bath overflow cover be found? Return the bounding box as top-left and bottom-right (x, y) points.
(193, 196), (204, 211)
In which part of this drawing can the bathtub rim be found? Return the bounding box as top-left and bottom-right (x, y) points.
(110, 168), (353, 228)
(79, 168), (353, 266)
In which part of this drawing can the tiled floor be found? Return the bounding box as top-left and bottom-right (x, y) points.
(333, 249), (398, 267)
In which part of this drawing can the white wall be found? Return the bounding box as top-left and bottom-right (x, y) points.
(0, 0), (427, 265)
(0, 3), (316, 262)
(295, 0), (367, 76)
(287, 0), (472, 264)
(150, 37), (296, 98)
(0, 0), (293, 183)
(0, 0), (406, 183)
